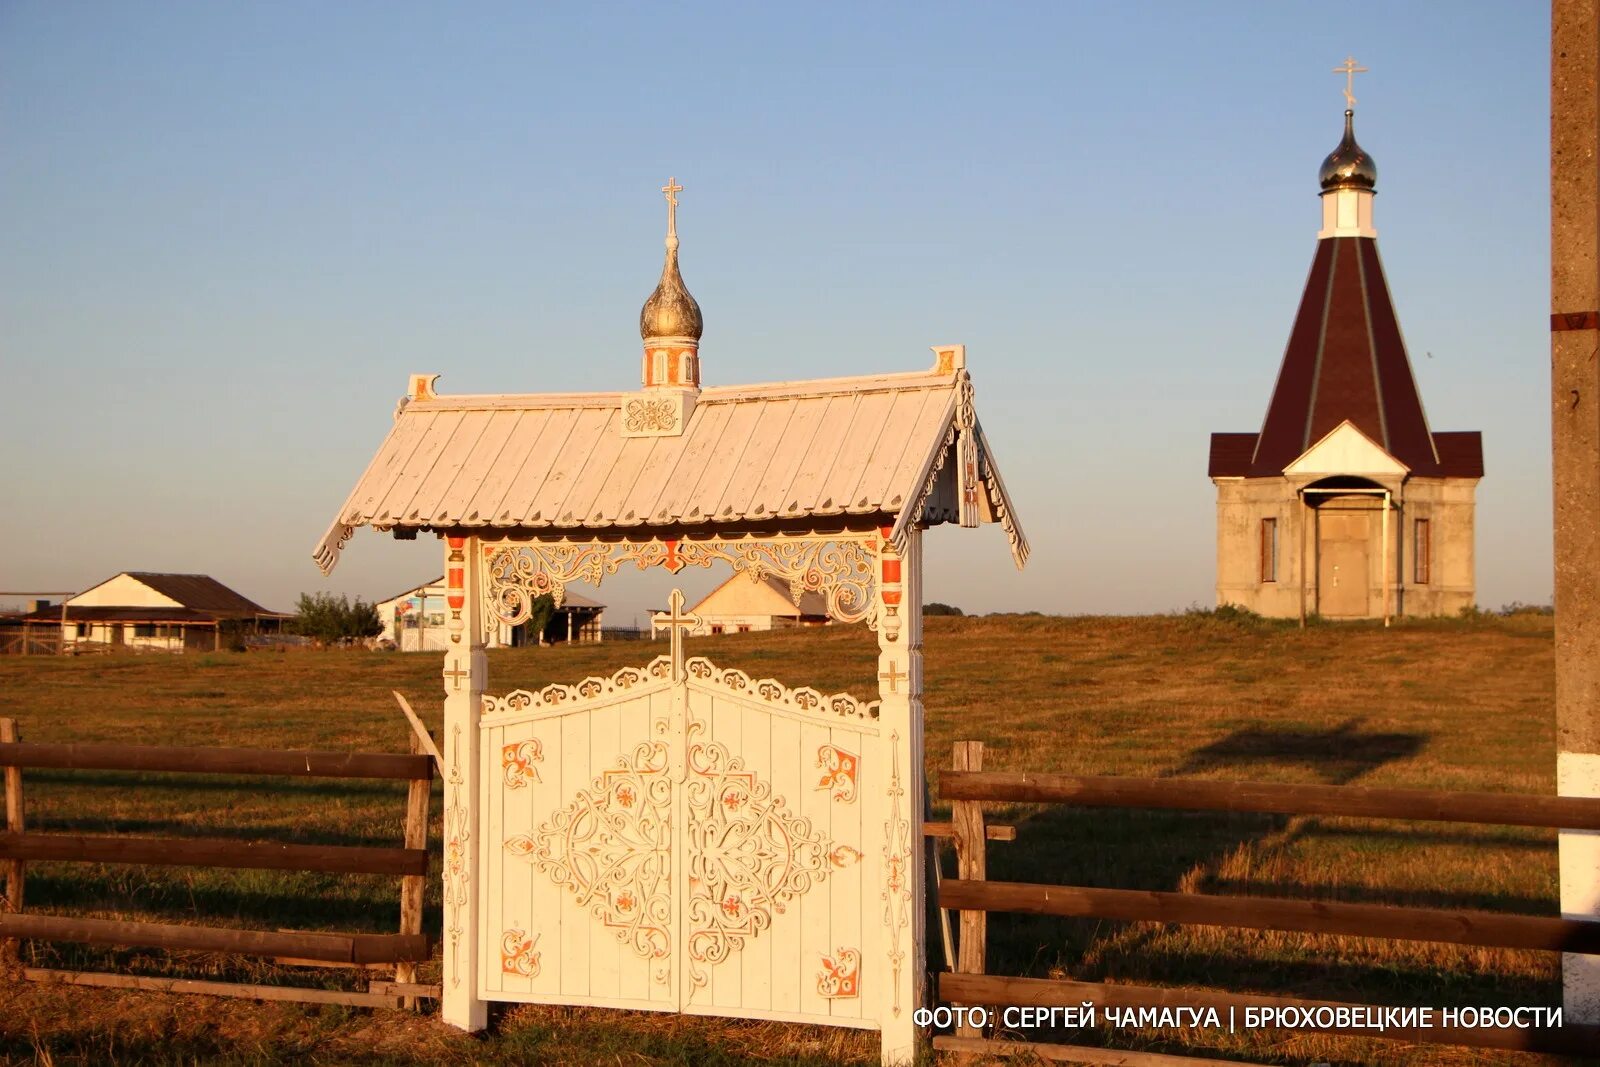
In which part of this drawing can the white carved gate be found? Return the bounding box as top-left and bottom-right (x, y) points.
(312, 196), (1031, 1062)
(478, 644), (885, 1029)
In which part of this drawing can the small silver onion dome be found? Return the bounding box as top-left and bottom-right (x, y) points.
(640, 237), (703, 341)
(1320, 110), (1377, 192)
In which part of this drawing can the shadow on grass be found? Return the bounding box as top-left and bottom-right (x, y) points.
(23, 870), (440, 937)
(1169, 718), (1427, 784)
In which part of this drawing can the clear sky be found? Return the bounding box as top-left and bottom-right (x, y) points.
(0, 2), (1551, 624)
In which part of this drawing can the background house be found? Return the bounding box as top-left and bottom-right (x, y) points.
(25, 572), (290, 652)
(377, 577), (605, 650)
(663, 574), (831, 636)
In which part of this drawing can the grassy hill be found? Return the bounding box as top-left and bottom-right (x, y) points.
(0, 612), (1569, 1065)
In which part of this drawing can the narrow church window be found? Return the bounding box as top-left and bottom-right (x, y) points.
(1260, 518), (1278, 583)
(1415, 518), (1432, 584)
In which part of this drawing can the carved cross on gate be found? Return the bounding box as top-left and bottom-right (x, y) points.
(445, 659), (468, 691)
(653, 588), (702, 681)
(879, 661), (908, 694)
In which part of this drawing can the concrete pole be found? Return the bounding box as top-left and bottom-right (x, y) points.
(1552, 0), (1600, 1023)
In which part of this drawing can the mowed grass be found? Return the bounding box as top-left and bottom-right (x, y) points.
(0, 612), (1577, 1066)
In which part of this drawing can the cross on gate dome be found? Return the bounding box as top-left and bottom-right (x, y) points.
(1320, 109), (1378, 193)
(640, 176), (703, 343)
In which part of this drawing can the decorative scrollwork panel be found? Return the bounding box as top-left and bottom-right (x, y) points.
(482, 535), (879, 628)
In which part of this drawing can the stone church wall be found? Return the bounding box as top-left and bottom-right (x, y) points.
(1215, 476), (1478, 619)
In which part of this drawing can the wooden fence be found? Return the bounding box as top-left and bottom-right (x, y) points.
(934, 740), (1600, 1063)
(0, 717), (438, 1009)
(0, 627), (63, 657)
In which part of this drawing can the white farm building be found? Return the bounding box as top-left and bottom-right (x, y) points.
(377, 576), (605, 650)
(660, 573), (831, 635)
(23, 572), (289, 652)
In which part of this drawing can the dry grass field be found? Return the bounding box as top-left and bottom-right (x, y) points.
(0, 610), (1582, 1066)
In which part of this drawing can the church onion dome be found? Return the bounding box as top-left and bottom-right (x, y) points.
(1319, 109), (1377, 192)
(640, 179), (702, 343)
(639, 240), (703, 341)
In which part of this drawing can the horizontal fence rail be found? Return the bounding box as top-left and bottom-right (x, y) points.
(941, 770), (1600, 830)
(0, 741), (432, 781)
(0, 913), (429, 964)
(940, 878), (1600, 954)
(0, 832), (427, 877)
(939, 972), (1600, 1057)
(27, 968), (408, 1009)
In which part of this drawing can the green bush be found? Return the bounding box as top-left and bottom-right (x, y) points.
(291, 592), (384, 647)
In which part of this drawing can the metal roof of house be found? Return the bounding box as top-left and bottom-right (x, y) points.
(65, 572), (285, 619)
(314, 355), (1028, 575)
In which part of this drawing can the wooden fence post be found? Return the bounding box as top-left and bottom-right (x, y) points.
(951, 740), (987, 1041)
(395, 732), (431, 1009)
(1, 718), (23, 964)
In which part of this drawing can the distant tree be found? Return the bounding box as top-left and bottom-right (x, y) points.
(347, 597), (383, 641)
(924, 602), (964, 617)
(527, 593), (556, 645)
(293, 592), (385, 647)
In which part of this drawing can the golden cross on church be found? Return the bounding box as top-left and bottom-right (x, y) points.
(1333, 55), (1368, 110)
(652, 587), (701, 680)
(662, 176), (683, 239)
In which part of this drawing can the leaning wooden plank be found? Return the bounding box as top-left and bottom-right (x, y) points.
(939, 879), (1600, 954)
(933, 1036), (1261, 1066)
(0, 832), (427, 877)
(938, 973), (1600, 1055)
(368, 980), (443, 999)
(0, 742), (430, 781)
(0, 913), (429, 963)
(391, 692), (443, 775)
(922, 821), (1017, 841)
(272, 957), (392, 971)
(25, 968), (402, 1009)
(940, 771), (1600, 830)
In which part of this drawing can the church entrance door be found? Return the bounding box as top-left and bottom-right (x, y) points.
(1318, 511), (1371, 617)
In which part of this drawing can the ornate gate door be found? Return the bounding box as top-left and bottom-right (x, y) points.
(478, 599), (884, 1029)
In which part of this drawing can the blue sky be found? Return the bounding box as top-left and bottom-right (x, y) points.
(0, 3), (1551, 623)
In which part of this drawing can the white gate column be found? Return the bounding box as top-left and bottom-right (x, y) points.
(442, 535), (488, 1029)
(875, 526), (925, 1065)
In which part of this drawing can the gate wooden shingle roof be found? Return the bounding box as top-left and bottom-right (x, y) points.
(314, 355), (1027, 575)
